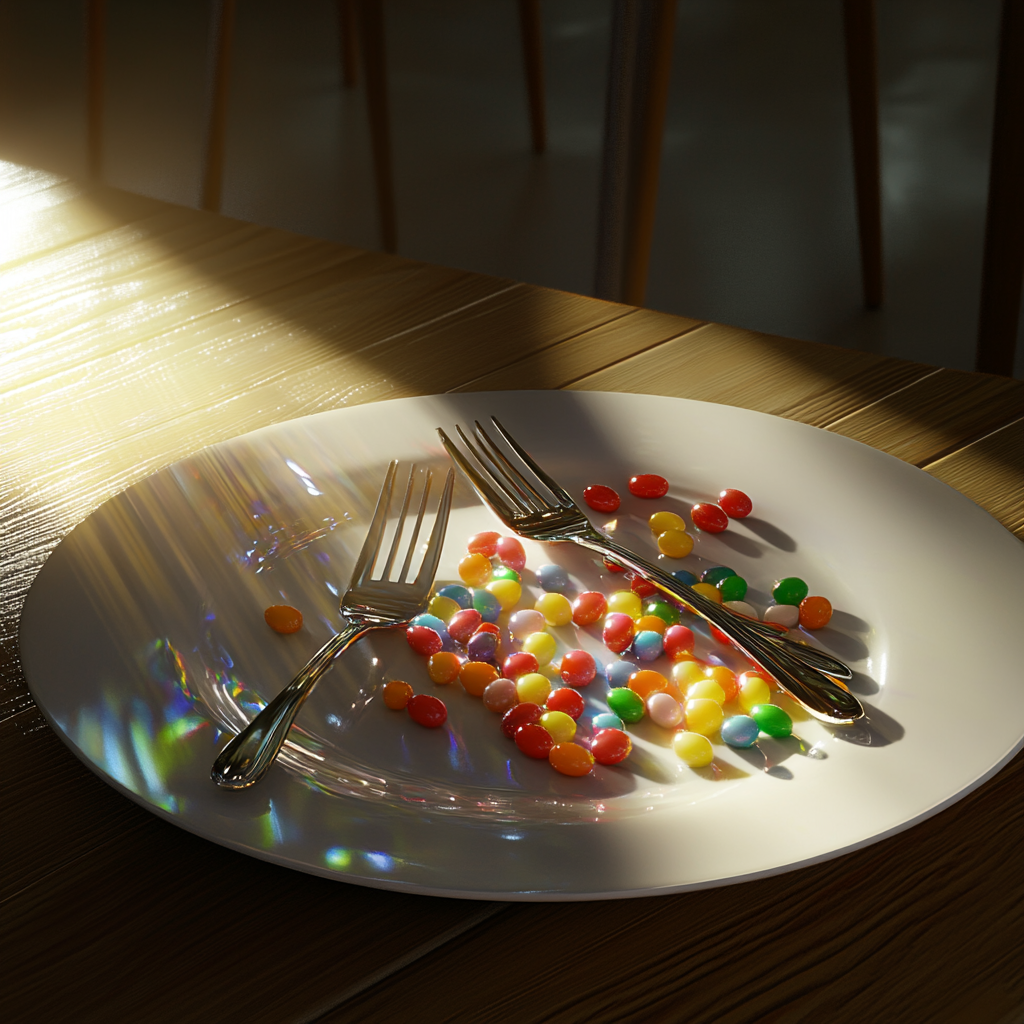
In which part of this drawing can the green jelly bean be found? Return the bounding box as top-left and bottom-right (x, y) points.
(772, 576), (809, 606)
(491, 566), (521, 584)
(607, 687), (645, 723)
(700, 566), (736, 586)
(718, 575), (748, 602)
(751, 703), (793, 738)
(645, 599), (681, 626)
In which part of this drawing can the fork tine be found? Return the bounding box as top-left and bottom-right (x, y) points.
(489, 416), (577, 508)
(437, 428), (520, 521)
(349, 460), (398, 585)
(454, 424), (533, 516)
(379, 463), (416, 580)
(397, 468), (431, 582)
(472, 421), (549, 512)
(415, 468), (455, 591)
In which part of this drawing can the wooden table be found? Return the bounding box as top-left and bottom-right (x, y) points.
(2, 160), (1022, 1024)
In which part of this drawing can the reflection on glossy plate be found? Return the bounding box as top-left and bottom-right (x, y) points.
(19, 392), (1024, 899)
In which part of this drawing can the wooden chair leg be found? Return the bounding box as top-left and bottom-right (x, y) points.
(978, 0), (1024, 376)
(339, 0), (358, 88)
(201, 0), (237, 213)
(86, 0), (105, 180)
(357, 0), (397, 253)
(594, 0), (676, 307)
(842, 0), (884, 309)
(518, 0), (546, 154)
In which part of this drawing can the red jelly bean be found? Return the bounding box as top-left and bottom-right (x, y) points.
(496, 536), (526, 571)
(663, 624), (696, 660)
(572, 591), (607, 626)
(503, 651), (539, 679)
(630, 575), (658, 598)
(473, 622), (501, 638)
(546, 687), (585, 719)
(584, 484), (621, 513)
(691, 503), (729, 533)
(501, 701), (543, 739)
(710, 624), (735, 647)
(603, 612), (635, 654)
(603, 557), (626, 573)
(560, 649), (596, 687)
(406, 625), (443, 656)
(591, 728), (632, 765)
(515, 722), (554, 759)
(407, 693), (447, 728)
(448, 608), (483, 643)
(629, 474), (669, 499)
(719, 489), (753, 519)
(467, 531), (500, 556)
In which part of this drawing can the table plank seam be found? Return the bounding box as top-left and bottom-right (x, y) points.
(818, 365), (945, 430)
(916, 413), (1024, 469)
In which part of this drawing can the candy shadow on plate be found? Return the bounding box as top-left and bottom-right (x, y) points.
(715, 531), (763, 558)
(733, 744), (794, 779)
(694, 759), (751, 781)
(829, 609), (871, 632)
(826, 700), (904, 747)
(623, 745), (678, 784)
(741, 517), (797, 553)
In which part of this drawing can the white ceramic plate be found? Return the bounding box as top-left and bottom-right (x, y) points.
(20, 392), (1024, 900)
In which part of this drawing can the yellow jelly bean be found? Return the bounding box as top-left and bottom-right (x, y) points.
(487, 578), (522, 610)
(704, 665), (738, 702)
(673, 731), (714, 767)
(517, 672), (552, 705)
(539, 710), (576, 743)
(427, 594), (461, 623)
(687, 679), (726, 704)
(535, 592), (573, 626)
(607, 590), (643, 620)
(685, 697), (724, 736)
(458, 552), (492, 587)
(522, 631), (557, 666)
(649, 510), (687, 535)
(657, 529), (694, 558)
(636, 614), (667, 635)
(738, 674), (771, 712)
(671, 660), (706, 688)
(690, 582), (722, 604)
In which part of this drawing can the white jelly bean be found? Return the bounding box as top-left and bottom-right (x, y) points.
(763, 604), (799, 627)
(724, 599), (757, 618)
(509, 608), (546, 639)
(646, 691), (683, 728)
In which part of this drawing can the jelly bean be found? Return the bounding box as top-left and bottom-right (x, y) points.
(482, 677), (519, 713)
(738, 672), (771, 712)
(658, 529), (694, 558)
(647, 691), (683, 728)
(265, 605), (302, 634)
(685, 698), (724, 735)
(673, 731), (713, 767)
(709, 624), (735, 647)
(467, 531), (500, 557)
(411, 612), (447, 633)
(687, 679), (726, 704)
(605, 660), (637, 688)
(592, 712), (624, 732)
(509, 608), (545, 639)
(630, 575), (659, 598)
(704, 665), (739, 702)
(700, 566), (736, 586)
(504, 651), (539, 679)
(628, 669), (669, 700)
(671, 569), (699, 586)
(608, 687), (645, 723)
(645, 599), (681, 627)
(407, 693), (447, 728)
(603, 556), (626, 573)
(467, 631), (498, 662)
(474, 621), (501, 637)
(584, 484), (620, 513)
(537, 564), (571, 593)
(549, 742), (595, 776)
(649, 510), (687, 535)
(491, 565), (521, 583)
(773, 576), (809, 606)
(486, 578), (522, 610)
(763, 603), (799, 628)
(560, 649), (597, 687)
(427, 651), (462, 684)
(523, 631), (557, 666)
(473, 588), (502, 623)
(535, 592), (573, 626)
(629, 474), (669, 499)
(501, 701), (542, 739)
(633, 630), (664, 662)
(751, 703), (792, 737)
(382, 680), (413, 710)
(636, 614), (667, 635)
(691, 582), (723, 604)
(447, 608), (483, 643)
(602, 613), (635, 653)
(516, 722), (554, 759)
(799, 596), (833, 630)
(427, 594), (461, 622)
(406, 625), (443, 656)
(663, 624), (696, 660)
(724, 599), (757, 618)
(496, 536), (527, 571)
(460, 660), (499, 697)
(691, 503), (728, 533)
(721, 715), (760, 748)
(572, 591), (607, 626)
(671, 660), (707, 689)
(546, 687), (585, 719)
(591, 728), (631, 765)
(608, 590), (643, 619)
(539, 710), (576, 743)
(718, 489), (753, 519)
(459, 552), (493, 587)
(516, 672), (552, 705)
(438, 584), (473, 609)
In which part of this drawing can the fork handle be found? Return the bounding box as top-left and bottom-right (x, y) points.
(574, 536), (864, 724)
(211, 621), (368, 789)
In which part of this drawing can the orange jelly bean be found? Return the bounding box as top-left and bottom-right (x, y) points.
(704, 665), (739, 702)
(549, 743), (595, 776)
(264, 604), (302, 633)
(799, 595), (833, 630)
(428, 651), (462, 684)
(460, 660), (499, 697)
(628, 669), (669, 700)
(382, 680), (414, 710)
(635, 614), (667, 635)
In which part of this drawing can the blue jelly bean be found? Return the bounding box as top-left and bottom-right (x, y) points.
(536, 563), (571, 593)
(438, 584), (473, 609)
(472, 588), (502, 623)
(411, 613), (447, 633)
(467, 631), (498, 662)
(721, 715), (760, 748)
(605, 660), (637, 688)
(632, 630), (664, 662)
(592, 712), (624, 732)
(438, 628), (459, 653)
(671, 569), (699, 587)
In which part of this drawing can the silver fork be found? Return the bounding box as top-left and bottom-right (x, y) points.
(438, 418), (864, 725)
(212, 461), (455, 789)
